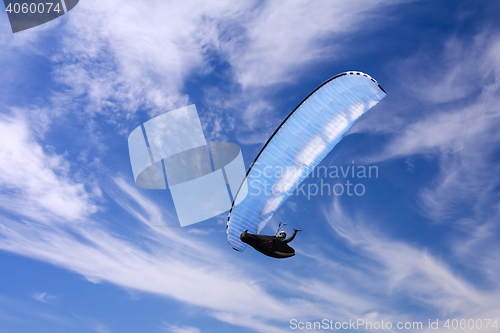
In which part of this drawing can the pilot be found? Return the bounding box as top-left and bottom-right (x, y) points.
(276, 229), (302, 244)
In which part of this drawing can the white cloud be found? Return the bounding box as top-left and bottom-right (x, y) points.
(0, 112), (97, 222)
(88, 321), (112, 333)
(1, 106), (497, 332)
(219, 0), (407, 141)
(0, 111), (418, 331)
(163, 324), (201, 333)
(47, 0), (405, 146)
(8, 2), (498, 332)
(0, 113), (321, 331)
(54, 0), (253, 118)
(323, 200), (500, 317)
(1, 0), (408, 153)
(31, 292), (56, 303)
(358, 31), (500, 226)
(400, 32), (500, 104)
(224, 0), (405, 89)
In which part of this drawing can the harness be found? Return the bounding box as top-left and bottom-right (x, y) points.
(269, 220), (286, 246)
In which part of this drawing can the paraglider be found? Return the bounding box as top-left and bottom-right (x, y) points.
(227, 71), (386, 258)
(240, 221), (302, 258)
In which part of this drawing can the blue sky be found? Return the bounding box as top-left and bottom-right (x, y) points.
(1, 1), (500, 332)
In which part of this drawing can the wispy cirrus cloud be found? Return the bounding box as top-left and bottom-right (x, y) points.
(0, 112), (331, 333)
(218, 0), (409, 142)
(224, 0), (404, 89)
(5, 2), (500, 333)
(0, 2), (412, 327)
(48, 0), (407, 146)
(54, 0), (253, 118)
(357, 31), (500, 228)
(31, 292), (56, 303)
(162, 324), (201, 333)
(299, 28), (500, 331)
(7, 108), (484, 332)
(322, 200), (499, 320)
(399, 31), (500, 104)
(0, 112), (98, 223)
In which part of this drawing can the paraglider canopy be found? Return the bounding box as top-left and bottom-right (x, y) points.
(227, 71), (386, 252)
